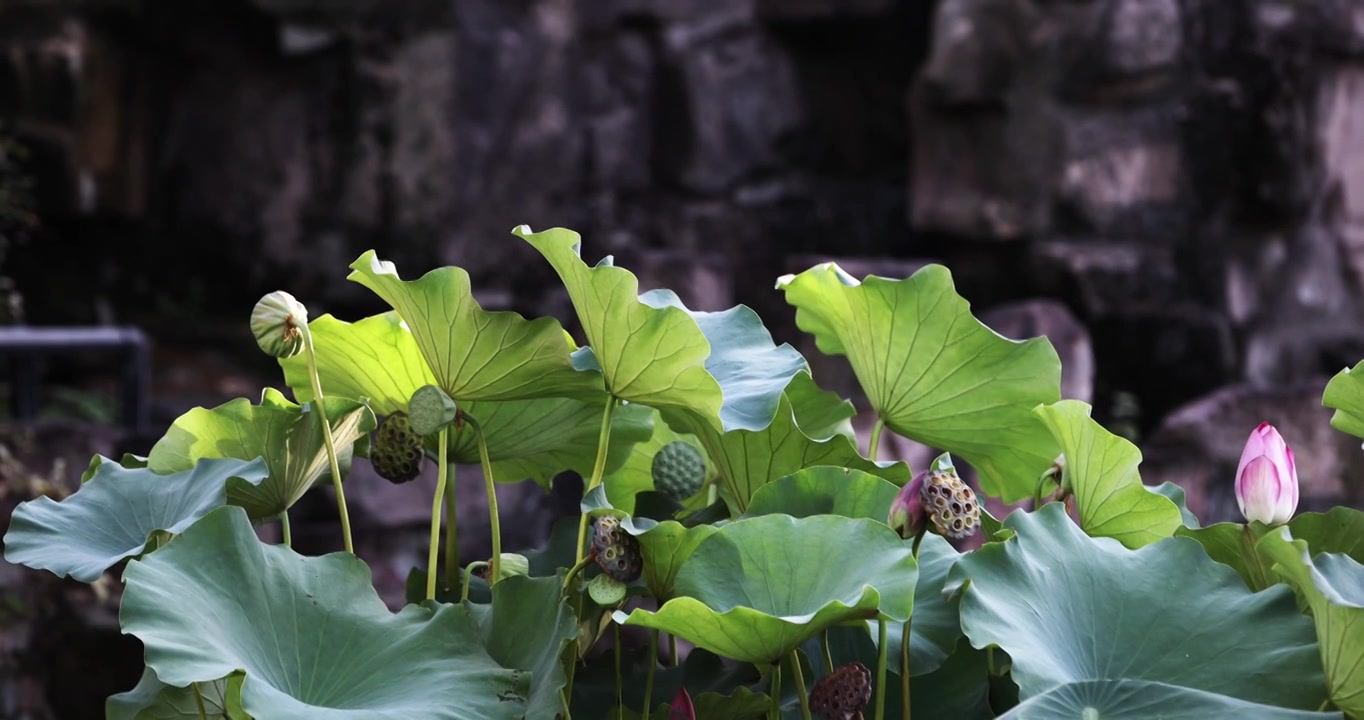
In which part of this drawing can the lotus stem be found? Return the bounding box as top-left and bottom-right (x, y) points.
(901, 619), (912, 720)
(443, 462), (458, 595)
(790, 650), (813, 720)
(868, 417), (886, 460)
(192, 683), (207, 720)
(670, 633), (679, 667)
(468, 417), (503, 585)
(821, 630), (835, 674)
(615, 623), (624, 717)
(769, 661), (782, 720)
(562, 554), (595, 591)
(643, 629), (658, 720)
(426, 428), (450, 601)
(576, 396), (618, 564)
(301, 326), (353, 554)
(461, 562), (484, 603)
(279, 511), (291, 548)
(876, 617), (888, 720)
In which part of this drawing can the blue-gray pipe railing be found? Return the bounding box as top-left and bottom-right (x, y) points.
(0, 326), (149, 431)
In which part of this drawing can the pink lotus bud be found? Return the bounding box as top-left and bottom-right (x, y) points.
(1235, 422), (1299, 525)
(669, 686), (695, 719)
(888, 470), (928, 540)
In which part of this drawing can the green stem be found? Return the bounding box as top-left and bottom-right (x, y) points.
(670, 633), (679, 667)
(576, 396), (619, 564)
(302, 326), (353, 554)
(790, 650), (813, 720)
(769, 661), (782, 720)
(821, 630), (835, 674)
(461, 562), (484, 604)
(192, 683), (207, 720)
(643, 629), (658, 720)
(706, 482), (717, 508)
(280, 510), (292, 548)
(876, 617), (888, 720)
(469, 417), (503, 585)
(562, 554), (595, 590)
(426, 428), (450, 602)
(443, 462), (458, 595)
(901, 619), (911, 720)
(615, 623), (624, 718)
(868, 418), (886, 460)
(1319, 699), (1333, 712)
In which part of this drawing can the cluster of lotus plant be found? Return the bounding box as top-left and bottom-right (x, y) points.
(7, 225), (1364, 719)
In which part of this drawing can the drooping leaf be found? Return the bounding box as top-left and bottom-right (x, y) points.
(1147, 481), (1200, 528)
(777, 261), (1062, 502)
(282, 313), (650, 487)
(146, 389), (374, 519)
(1179, 508), (1364, 592)
(1323, 360), (1364, 440)
(107, 668), (246, 720)
(515, 226), (722, 424)
(742, 466), (900, 522)
(3, 457), (269, 582)
(948, 503), (1327, 711)
(120, 506), (529, 719)
(347, 250), (602, 402)
(614, 515), (917, 664)
(1261, 528), (1364, 718)
(996, 680), (1343, 720)
(636, 521), (721, 601)
(662, 373), (909, 514)
(1034, 400), (1182, 548)
(463, 574), (578, 720)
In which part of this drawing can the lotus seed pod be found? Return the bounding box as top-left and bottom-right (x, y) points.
(590, 515), (643, 582)
(809, 662), (872, 720)
(250, 291), (308, 358)
(587, 571), (628, 606)
(920, 464), (981, 540)
(651, 440), (706, 502)
(371, 411), (424, 484)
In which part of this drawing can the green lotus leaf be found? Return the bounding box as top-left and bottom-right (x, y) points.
(107, 668), (246, 720)
(120, 506), (529, 719)
(146, 389), (375, 519)
(996, 680), (1343, 720)
(1323, 360), (1364, 440)
(1147, 481), (1200, 528)
(742, 466), (900, 522)
(1261, 528), (1364, 718)
(1178, 508), (1364, 592)
(636, 520), (720, 601)
(948, 503), (1327, 711)
(614, 515), (917, 664)
(1034, 400), (1182, 548)
(888, 533), (965, 677)
(3, 457), (268, 582)
(777, 262), (1062, 502)
(515, 226), (722, 425)
(281, 313), (650, 486)
(347, 250), (602, 402)
(462, 573), (578, 720)
(662, 373), (909, 514)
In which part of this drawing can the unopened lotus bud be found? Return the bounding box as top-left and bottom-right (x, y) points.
(474, 553), (530, 583)
(251, 291), (308, 358)
(669, 687), (696, 720)
(920, 454), (980, 540)
(1236, 422), (1298, 525)
(888, 470), (927, 540)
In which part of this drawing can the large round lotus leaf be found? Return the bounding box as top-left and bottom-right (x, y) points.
(120, 506), (529, 719)
(147, 388), (375, 519)
(777, 261), (1062, 502)
(1261, 528), (1364, 718)
(614, 515), (917, 664)
(948, 503), (1327, 711)
(3, 456), (269, 582)
(996, 680), (1342, 720)
(461, 574), (578, 720)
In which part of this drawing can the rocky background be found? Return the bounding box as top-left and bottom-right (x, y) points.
(4, 0), (1364, 716)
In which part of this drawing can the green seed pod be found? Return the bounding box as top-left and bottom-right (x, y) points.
(371, 411), (424, 484)
(651, 440), (706, 503)
(590, 515), (643, 583)
(250, 291), (308, 359)
(587, 572), (628, 606)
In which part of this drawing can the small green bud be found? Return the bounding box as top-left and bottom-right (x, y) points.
(251, 291), (308, 358)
